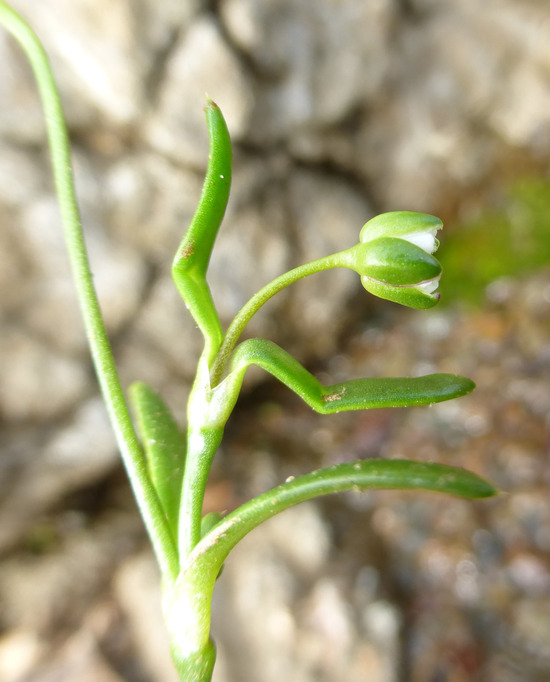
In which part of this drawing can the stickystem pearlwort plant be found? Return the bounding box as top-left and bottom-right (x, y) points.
(0, 3), (498, 680)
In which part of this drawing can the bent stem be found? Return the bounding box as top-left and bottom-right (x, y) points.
(210, 250), (349, 385)
(0, 1), (178, 581)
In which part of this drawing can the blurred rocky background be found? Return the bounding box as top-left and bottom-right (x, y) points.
(1, 0), (550, 680)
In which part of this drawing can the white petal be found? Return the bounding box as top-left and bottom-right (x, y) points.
(403, 229), (438, 254)
(417, 276), (441, 295)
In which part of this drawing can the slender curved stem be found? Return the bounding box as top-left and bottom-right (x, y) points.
(0, 1), (179, 581)
(210, 251), (347, 385)
(178, 424), (223, 558)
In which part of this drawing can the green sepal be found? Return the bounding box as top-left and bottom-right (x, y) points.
(354, 238), (441, 285)
(360, 211), (443, 243)
(222, 338), (474, 417)
(190, 459), (497, 574)
(360, 276), (440, 309)
(129, 381), (187, 540)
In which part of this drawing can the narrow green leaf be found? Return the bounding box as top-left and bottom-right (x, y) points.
(191, 459), (497, 572)
(172, 99), (232, 363)
(172, 99), (232, 278)
(320, 373), (475, 412)
(129, 382), (186, 540)
(226, 338), (475, 415)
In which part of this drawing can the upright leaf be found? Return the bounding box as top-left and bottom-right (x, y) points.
(129, 382), (187, 540)
(172, 100), (232, 363)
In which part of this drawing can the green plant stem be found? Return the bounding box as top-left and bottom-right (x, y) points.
(164, 564), (217, 682)
(211, 251), (347, 385)
(178, 425), (223, 558)
(0, 1), (179, 581)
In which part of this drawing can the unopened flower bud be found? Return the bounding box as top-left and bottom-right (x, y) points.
(342, 211), (443, 309)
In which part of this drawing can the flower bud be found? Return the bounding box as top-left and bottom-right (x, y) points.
(360, 211), (442, 254)
(343, 211), (443, 309)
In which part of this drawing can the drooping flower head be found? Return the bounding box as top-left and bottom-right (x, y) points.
(347, 211), (443, 309)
